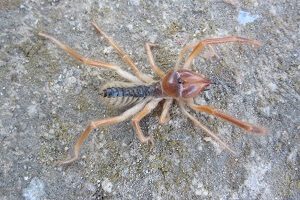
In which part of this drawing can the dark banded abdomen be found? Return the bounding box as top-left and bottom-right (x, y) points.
(100, 81), (161, 108)
(103, 85), (156, 98)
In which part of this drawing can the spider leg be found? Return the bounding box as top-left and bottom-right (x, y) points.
(182, 36), (261, 70)
(145, 43), (165, 78)
(38, 32), (142, 84)
(92, 22), (154, 83)
(178, 101), (236, 154)
(204, 45), (220, 61)
(131, 98), (163, 147)
(175, 42), (219, 69)
(188, 103), (268, 134)
(175, 41), (198, 69)
(159, 99), (173, 124)
(59, 99), (150, 165)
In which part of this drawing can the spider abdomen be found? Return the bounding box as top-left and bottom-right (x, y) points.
(104, 86), (151, 97)
(100, 81), (162, 107)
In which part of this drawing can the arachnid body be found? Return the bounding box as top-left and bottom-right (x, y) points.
(39, 21), (267, 164)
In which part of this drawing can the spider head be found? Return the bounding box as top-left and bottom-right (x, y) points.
(162, 69), (211, 98)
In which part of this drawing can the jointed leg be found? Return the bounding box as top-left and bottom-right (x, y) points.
(145, 43), (165, 78)
(188, 103), (267, 134)
(175, 41), (198, 70)
(182, 36), (261, 69)
(178, 101), (236, 154)
(159, 99), (173, 124)
(204, 45), (220, 61)
(60, 100), (150, 165)
(175, 42), (219, 69)
(175, 41), (218, 70)
(132, 98), (163, 146)
(92, 22), (154, 83)
(38, 32), (142, 84)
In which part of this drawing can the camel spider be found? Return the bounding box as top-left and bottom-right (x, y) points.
(39, 21), (267, 164)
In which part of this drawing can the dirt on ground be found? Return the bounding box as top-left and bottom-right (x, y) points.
(0, 0), (299, 199)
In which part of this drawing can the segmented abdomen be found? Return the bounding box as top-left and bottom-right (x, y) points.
(100, 81), (161, 108)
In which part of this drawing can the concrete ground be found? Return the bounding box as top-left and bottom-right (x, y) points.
(0, 0), (299, 199)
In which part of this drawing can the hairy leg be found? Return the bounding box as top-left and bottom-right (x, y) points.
(145, 43), (165, 78)
(131, 98), (163, 146)
(38, 32), (142, 84)
(159, 99), (173, 124)
(182, 36), (261, 69)
(178, 101), (235, 154)
(175, 43), (219, 69)
(175, 41), (198, 70)
(188, 103), (267, 134)
(92, 22), (154, 83)
(59, 99), (150, 165)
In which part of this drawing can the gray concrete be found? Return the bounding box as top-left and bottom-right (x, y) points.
(0, 0), (299, 199)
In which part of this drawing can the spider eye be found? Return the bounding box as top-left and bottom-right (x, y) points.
(178, 78), (183, 84)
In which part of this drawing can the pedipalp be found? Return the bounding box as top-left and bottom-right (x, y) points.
(188, 103), (267, 135)
(175, 36), (261, 70)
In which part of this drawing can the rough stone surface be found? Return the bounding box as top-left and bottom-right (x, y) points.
(0, 0), (299, 199)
